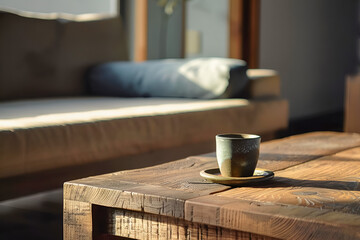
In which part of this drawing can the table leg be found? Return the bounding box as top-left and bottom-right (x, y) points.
(63, 199), (93, 240)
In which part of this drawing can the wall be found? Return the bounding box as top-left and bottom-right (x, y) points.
(0, 0), (117, 14)
(147, 0), (183, 59)
(185, 0), (228, 58)
(184, 0), (358, 120)
(259, 0), (358, 119)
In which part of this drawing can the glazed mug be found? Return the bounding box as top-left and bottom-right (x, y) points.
(216, 133), (261, 177)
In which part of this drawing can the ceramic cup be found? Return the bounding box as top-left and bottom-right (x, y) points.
(216, 133), (261, 177)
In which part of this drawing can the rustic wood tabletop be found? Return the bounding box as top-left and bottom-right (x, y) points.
(64, 132), (360, 240)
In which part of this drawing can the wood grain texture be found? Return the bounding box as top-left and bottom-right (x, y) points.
(186, 141), (360, 239)
(217, 146), (360, 213)
(63, 132), (360, 240)
(114, 209), (250, 239)
(261, 131), (360, 155)
(64, 180), (193, 219)
(134, 0), (147, 62)
(258, 131), (360, 171)
(345, 75), (360, 133)
(104, 206), (279, 240)
(228, 0), (260, 68)
(65, 132), (360, 198)
(185, 195), (360, 240)
(241, 0), (260, 68)
(64, 156), (230, 206)
(63, 200), (92, 240)
(229, 0), (244, 59)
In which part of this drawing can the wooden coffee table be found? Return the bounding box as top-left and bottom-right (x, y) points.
(64, 132), (360, 240)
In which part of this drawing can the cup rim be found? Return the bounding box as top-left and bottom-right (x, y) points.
(216, 133), (260, 140)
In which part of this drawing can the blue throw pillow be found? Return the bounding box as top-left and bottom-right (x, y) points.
(86, 58), (248, 99)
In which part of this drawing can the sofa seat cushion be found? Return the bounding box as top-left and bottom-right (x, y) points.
(0, 97), (288, 178)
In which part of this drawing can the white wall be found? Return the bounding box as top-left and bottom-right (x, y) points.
(147, 0), (183, 59)
(185, 0), (228, 58)
(0, 0), (117, 15)
(259, 0), (358, 119)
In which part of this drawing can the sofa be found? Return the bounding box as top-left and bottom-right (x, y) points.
(0, 9), (288, 200)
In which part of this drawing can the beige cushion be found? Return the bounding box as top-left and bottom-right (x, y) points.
(245, 69), (281, 98)
(0, 97), (288, 178)
(0, 10), (128, 100)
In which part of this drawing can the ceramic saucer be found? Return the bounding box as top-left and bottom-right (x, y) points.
(200, 168), (274, 186)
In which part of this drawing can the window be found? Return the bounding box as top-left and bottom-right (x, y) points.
(0, 0), (118, 15)
(133, 0), (260, 67)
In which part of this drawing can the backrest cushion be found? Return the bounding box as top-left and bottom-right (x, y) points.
(0, 10), (128, 100)
(87, 58), (249, 99)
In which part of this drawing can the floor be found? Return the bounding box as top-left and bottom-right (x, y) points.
(0, 111), (344, 240)
(0, 189), (63, 240)
(280, 111), (344, 137)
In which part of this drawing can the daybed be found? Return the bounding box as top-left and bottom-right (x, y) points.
(0, 10), (288, 199)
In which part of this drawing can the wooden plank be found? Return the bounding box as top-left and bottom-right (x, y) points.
(229, 0), (244, 59)
(261, 131), (360, 156)
(64, 131), (360, 218)
(258, 131), (360, 171)
(66, 132), (360, 198)
(344, 75), (360, 133)
(95, 206), (278, 240)
(63, 157), (221, 222)
(87, 157), (222, 192)
(64, 180), (195, 219)
(217, 147), (360, 213)
(134, 0), (147, 62)
(63, 132), (360, 239)
(65, 156), (231, 202)
(185, 195), (360, 240)
(63, 200), (93, 240)
(244, 0), (260, 68)
(191, 147), (360, 239)
(228, 0), (260, 68)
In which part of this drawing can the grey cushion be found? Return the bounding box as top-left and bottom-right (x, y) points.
(87, 58), (248, 99)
